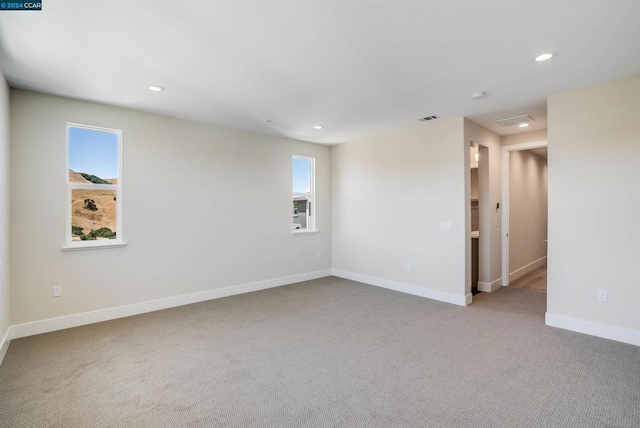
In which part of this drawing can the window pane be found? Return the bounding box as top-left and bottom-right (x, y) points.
(68, 126), (119, 184)
(292, 198), (308, 229)
(292, 157), (311, 193)
(71, 189), (117, 241)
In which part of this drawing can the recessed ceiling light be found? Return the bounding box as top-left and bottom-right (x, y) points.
(148, 85), (165, 92)
(312, 125), (323, 130)
(471, 92), (486, 100)
(534, 52), (555, 62)
(519, 123), (530, 128)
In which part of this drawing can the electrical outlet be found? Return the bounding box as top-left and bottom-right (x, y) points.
(406, 262), (412, 271)
(441, 221), (452, 230)
(53, 286), (62, 297)
(597, 290), (607, 302)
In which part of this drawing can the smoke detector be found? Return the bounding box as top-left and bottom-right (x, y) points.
(496, 114), (534, 127)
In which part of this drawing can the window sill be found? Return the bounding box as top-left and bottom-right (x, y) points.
(291, 229), (319, 235)
(62, 242), (127, 252)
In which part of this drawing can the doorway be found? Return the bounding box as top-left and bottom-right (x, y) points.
(469, 142), (489, 295)
(501, 141), (548, 292)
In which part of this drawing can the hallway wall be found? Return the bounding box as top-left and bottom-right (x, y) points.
(502, 129), (547, 146)
(508, 150), (547, 280)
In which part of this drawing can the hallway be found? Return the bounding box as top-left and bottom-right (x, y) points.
(509, 264), (547, 293)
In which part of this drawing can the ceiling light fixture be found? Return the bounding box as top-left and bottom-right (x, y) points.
(471, 92), (486, 100)
(312, 125), (323, 130)
(519, 123), (530, 128)
(534, 52), (555, 62)
(148, 85), (165, 92)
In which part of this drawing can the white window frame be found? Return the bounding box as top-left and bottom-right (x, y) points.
(63, 123), (125, 251)
(292, 155), (317, 234)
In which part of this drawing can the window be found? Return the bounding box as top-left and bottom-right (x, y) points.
(292, 155), (315, 232)
(65, 123), (123, 249)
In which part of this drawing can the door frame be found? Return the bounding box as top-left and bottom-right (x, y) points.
(501, 140), (548, 285)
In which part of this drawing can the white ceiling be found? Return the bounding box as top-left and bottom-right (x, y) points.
(1, 1), (639, 144)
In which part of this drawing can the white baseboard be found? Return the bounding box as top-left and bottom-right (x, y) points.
(9, 269), (332, 341)
(478, 277), (503, 293)
(545, 312), (640, 347)
(0, 326), (11, 365)
(332, 269), (469, 307)
(465, 293), (473, 305)
(509, 256), (546, 282)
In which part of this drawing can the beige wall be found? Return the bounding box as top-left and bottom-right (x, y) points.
(502, 129), (547, 146)
(0, 71), (10, 357)
(10, 90), (332, 325)
(463, 120), (502, 288)
(332, 118), (468, 299)
(470, 168), (478, 200)
(509, 150), (547, 276)
(470, 168), (479, 231)
(547, 75), (640, 333)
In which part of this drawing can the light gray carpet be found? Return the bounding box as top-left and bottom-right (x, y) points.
(1, 277), (638, 428)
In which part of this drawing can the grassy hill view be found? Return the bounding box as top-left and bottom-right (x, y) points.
(69, 169), (118, 185)
(69, 170), (117, 241)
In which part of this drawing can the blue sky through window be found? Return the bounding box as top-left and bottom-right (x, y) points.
(68, 126), (119, 179)
(292, 157), (311, 193)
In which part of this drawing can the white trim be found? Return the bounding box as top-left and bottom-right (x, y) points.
(65, 123), (124, 249)
(66, 122), (121, 134)
(62, 242), (127, 251)
(465, 293), (473, 305)
(10, 269), (332, 340)
(68, 183), (117, 190)
(332, 269), (469, 307)
(477, 277), (503, 293)
(291, 229), (319, 235)
(0, 326), (11, 366)
(509, 256), (546, 282)
(501, 140), (548, 286)
(545, 312), (640, 347)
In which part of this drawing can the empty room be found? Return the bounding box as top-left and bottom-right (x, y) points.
(0, 2), (638, 427)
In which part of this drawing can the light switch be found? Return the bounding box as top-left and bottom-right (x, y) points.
(441, 221), (452, 230)
(597, 290), (607, 302)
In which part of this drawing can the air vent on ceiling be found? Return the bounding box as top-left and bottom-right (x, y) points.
(496, 114), (534, 127)
(419, 115), (440, 122)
